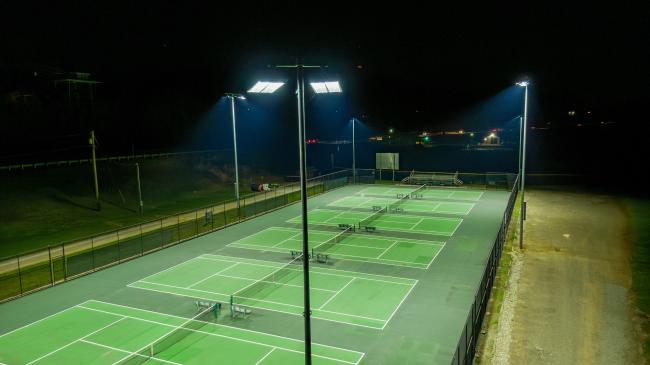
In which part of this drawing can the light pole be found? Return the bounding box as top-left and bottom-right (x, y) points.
(249, 71), (341, 365)
(225, 93), (246, 211)
(516, 81), (529, 249)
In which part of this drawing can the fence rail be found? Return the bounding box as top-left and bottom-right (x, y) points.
(0, 169), (351, 302)
(0, 148), (232, 172)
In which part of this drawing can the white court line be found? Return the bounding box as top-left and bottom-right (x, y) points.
(199, 254), (417, 285)
(187, 262), (239, 288)
(318, 278), (355, 310)
(310, 208), (465, 222)
(376, 240), (400, 259)
(205, 272), (337, 293)
(79, 339), (181, 365)
(124, 283), (386, 330)
(86, 300), (365, 356)
(77, 304), (360, 364)
(228, 243), (429, 269)
(133, 280), (387, 323)
(425, 241), (447, 269)
(25, 317), (125, 365)
(0, 300), (92, 339)
(271, 232), (303, 247)
(380, 281), (419, 330)
(254, 347), (277, 365)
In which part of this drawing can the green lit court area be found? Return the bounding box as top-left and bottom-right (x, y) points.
(356, 185), (484, 201)
(0, 300), (364, 365)
(287, 209), (462, 236)
(228, 227), (444, 269)
(327, 196), (475, 215)
(0, 182), (515, 365)
(129, 254), (417, 329)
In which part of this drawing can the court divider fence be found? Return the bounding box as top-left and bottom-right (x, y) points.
(0, 168), (520, 365)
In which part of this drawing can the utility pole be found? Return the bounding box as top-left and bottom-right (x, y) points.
(90, 130), (100, 210)
(136, 162), (143, 213)
(352, 118), (356, 183)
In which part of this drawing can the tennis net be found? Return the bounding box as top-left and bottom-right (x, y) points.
(358, 206), (387, 229)
(389, 184), (427, 212)
(117, 305), (215, 365)
(231, 256), (301, 307)
(312, 225), (354, 254)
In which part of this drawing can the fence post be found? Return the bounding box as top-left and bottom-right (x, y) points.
(17, 256), (24, 295)
(223, 201), (227, 225)
(49, 247), (55, 286)
(139, 224), (144, 255)
(91, 237), (96, 272)
(116, 230), (121, 262)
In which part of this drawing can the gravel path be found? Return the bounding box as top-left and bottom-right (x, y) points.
(488, 188), (643, 364)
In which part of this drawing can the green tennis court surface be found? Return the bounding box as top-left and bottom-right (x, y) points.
(0, 300), (364, 365)
(356, 186), (484, 201)
(328, 196), (475, 215)
(128, 254), (417, 329)
(287, 208), (462, 236)
(227, 227), (445, 269)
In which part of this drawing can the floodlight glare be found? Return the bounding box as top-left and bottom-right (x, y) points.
(248, 81), (285, 93)
(310, 81), (342, 93)
(516, 81), (529, 87)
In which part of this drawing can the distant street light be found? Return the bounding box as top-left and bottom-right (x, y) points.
(225, 93), (246, 210)
(516, 80), (529, 249)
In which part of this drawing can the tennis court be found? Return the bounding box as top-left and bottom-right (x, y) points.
(327, 196), (475, 215)
(227, 227), (445, 269)
(287, 208), (463, 236)
(356, 186), (484, 201)
(0, 300), (364, 365)
(128, 254), (417, 329)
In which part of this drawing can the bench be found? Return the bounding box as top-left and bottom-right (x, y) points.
(231, 305), (252, 319)
(315, 253), (329, 264)
(338, 223), (353, 230)
(372, 205), (383, 211)
(364, 226), (376, 232)
(291, 250), (311, 261)
(195, 301), (221, 318)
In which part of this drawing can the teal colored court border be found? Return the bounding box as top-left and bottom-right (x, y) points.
(327, 195), (475, 215)
(0, 300), (364, 365)
(227, 227), (445, 269)
(128, 254), (417, 330)
(356, 186), (484, 201)
(287, 208), (463, 236)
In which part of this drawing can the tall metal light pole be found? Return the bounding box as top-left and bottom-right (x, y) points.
(516, 81), (529, 249)
(351, 118), (356, 183)
(225, 93), (245, 211)
(249, 70), (341, 365)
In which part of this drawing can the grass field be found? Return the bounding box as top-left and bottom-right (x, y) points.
(0, 156), (283, 258)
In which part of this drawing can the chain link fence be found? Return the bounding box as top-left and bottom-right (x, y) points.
(0, 170), (351, 302)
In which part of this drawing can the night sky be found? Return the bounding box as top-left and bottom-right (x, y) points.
(1, 2), (648, 167)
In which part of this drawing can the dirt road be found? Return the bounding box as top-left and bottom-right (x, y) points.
(489, 188), (643, 364)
